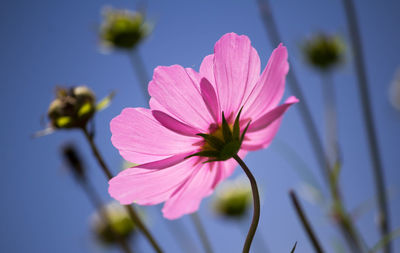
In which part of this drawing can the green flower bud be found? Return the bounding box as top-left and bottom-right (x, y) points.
(47, 86), (96, 129)
(100, 7), (151, 50)
(91, 202), (136, 245)
(213, 177), (252, 219)
(303, 34), (345, 71)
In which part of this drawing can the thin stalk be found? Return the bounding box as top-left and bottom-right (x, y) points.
(81, 179), (133, 253)
(166, 219), (201, 253)
(256, 1), (367, 251)
(233, 154), (260, 253)
(321, 73), (364, 253)
(289, 190), (324, 253)
(237, 220), (270, 253)
(256, 0), (330, 181)
(129, 49), (150, 101)
(330, 183), (364, 253)
(341, 1), (391, 252)
(190, 213), (213, 253)
(321, 73), (340, 168)
(81, 126), (163, 253)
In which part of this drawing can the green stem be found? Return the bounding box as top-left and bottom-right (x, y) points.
(321, 72), (340, 167)
(237, 221), (270, 253)
(255, 2), (368, 251)
(341, 1), (391, 252)
(233, 154), (260, 253)
(190, 213), (213, 253)
(256, 0), (330, 182)
(370, 228), (400, 253)
(129, 49), (150, 101)
(321, 73), (364, 252)
(289, 190), (324, 253)
(81, 179), (133, 253)
(166, 219), (201, 253)
(328, 164), (365, 253)
(81, 126), (163, 253)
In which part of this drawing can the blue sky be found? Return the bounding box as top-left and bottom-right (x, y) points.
(1, 0), (399, 252)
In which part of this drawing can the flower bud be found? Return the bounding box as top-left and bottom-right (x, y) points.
(213, 177), (252, 219)
(100, 7), (150, 50)
(91, 202), (136, 245)
(303, 33), (345, 71)
(47, 86), (96, 129)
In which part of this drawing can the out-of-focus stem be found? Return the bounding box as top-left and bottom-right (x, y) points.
(129, 49), (151, 101)
(80, 179), (133, 253)
(256, 1), (368, 252)
(321, 73), (340, 168)
(190, 213), (214, 253)
(289, 190), (324, 253)
(81, 126), (163, 253)
(166, 219), (201, 253)
(256, 0), (330, 181)
(320, 73), (364, 253)
(330, 180), (364, 253)
(341, 1), (391, 252)
(233, 154), (260, 253)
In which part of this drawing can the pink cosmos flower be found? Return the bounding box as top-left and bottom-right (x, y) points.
(109, 33), (298, 219)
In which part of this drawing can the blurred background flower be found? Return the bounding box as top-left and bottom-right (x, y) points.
(302, 33), (345, 71)
(91, 201), (136, 245)
(100, 7), (151, 52)
(48, 86), (96, 129)
(213, 176), (252, 219)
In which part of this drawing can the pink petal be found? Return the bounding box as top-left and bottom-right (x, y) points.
(199, 54), (216, 87)
(213, 33), (261, 118)
(161, 150), (248, 219)
(137, 152), (194, 170)
(210, 150), (248, 190)
(243, 44), (289, 120)
(162, 163), (217, 219)
(110, 107), (198, 164)
(152, 110), (200, 136)
(248, 96), (299, 132)
(109, 158), (198, 205)
(149, 65), (213, 131)
(200, 78), (220, 123)
(241, 97), (297, 151)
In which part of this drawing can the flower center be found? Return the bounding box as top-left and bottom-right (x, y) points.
(202, 125), (231, 152)
(186, 108), (250, 163)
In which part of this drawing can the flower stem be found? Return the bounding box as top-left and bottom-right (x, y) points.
(289, 190), (324, 253)
(256, 0), (330, 181)
(129, 49), (150, 101)
(341, 1), (391, 252)
(80, 179), (134, 253)
(190, 213), (214, 253)
(321, 72), (340, 168)
(81, 126), (163, 253)
(233, 154), (260, 253)
(166, 219), (201, 253)
(321, 73), (365, 253)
